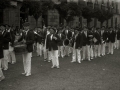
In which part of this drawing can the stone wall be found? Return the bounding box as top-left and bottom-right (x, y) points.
(48, 9), (59, 26)
(3, 7), (20, 27)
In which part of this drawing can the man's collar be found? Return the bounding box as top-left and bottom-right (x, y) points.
(25, 29), (29, 33)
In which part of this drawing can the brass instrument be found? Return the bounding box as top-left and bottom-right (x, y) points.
(63, 35), (70, 46)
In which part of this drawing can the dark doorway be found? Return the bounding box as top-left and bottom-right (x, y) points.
(0, 9), (3, 24)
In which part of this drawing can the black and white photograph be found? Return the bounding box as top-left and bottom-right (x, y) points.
(0, 0), (120, 90)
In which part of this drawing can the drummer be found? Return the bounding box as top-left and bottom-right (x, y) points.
(17, 22), (34, 77)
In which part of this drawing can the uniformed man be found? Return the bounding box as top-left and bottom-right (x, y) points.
(108, 27), (116, 54)
(35, 27), (43, 57)
(8, 26), (16, 64)
(2, 25), (11, 70)
(0, 25), (5, 81)
(116, 28), (120, 49)
(100, 26), (107, 56)
(81, 27), (91, 61)
(49, 28), (60, 68)
(18, 22), (34, 76)
(71, 28), (82, 63)
(93, 28), (101, 58)
(58, 29), (65, 58)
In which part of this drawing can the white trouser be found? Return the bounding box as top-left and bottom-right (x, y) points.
(43, 46), (52, 61)
(98, 44), (101, 56)
(58, 46), (64, 57)
(8, 46), (16, 63)
(64, 46), (70, 56)
(43, 45), (48, 60)
(106, 43), (109, 53)
(114, 39), (117, 49)
(8, 51), (16, 63)
(51, 50), (59, 67)
(48, 51), (52, 61)
(72, 48), (81, 62)
(82, 45), (90, 60)
(101, 43), (106, 55)
(2, 50), (9, 70)
(108, 42), (114, 54)
(90, 46), (94, 58)
(116, 40), (120, 49)
(37, 43), (43, 56)
(69, 46), (72, 54)
(94, 45), (101, 57)
(33, 43), (36, 52)
(0, 59), (4, 77)
(22, 52), (32, 75)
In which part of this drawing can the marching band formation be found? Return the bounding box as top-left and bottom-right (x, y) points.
(0, 22), (120, 81)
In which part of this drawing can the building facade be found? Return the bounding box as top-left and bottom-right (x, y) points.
(2, 0), (120, 29)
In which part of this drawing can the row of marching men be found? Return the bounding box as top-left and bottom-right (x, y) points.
(0, 23), (120, 80)
(0, 24), (17, 81)
(34, 26), (120, 66)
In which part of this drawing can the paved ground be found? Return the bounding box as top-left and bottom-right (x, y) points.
(0, 49), (120, 90)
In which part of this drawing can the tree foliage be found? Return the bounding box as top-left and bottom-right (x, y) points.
(0, 0), (10, 9)
(82, 6), (94, 24)
(55, 2), (81, 25)
(21, 1), (55, 26)
(41, 1), (54, 14)
(93, 8), (113, 25)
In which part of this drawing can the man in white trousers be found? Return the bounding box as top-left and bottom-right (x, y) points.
(1, 25), (11, 70)
(18, 22), (34, 76)
(88, 28), (94, 60)
(108, 27), (116, 54)
(35, 28), (43, 57)
(0, 25), (5, 81)
(8, 27), (16, 64)
(100, 27), (107, 56)
(71, 29), (82, 63)
(81, 27), (91, 61)
(49, 28), (60, 68)
(58, 29), (65, 58)
(93, 28), (101, 58)
(43, 28), (52, 62)
(116, 29), (120, 49)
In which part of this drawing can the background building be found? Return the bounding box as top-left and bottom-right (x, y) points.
(1, 0), (120, 29)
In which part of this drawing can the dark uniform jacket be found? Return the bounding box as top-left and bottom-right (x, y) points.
(108, 30), (116, 43)
(100, 30), (107, 43)
(58, 33), (65, 46)
(18, 30), (34, 52)
(48, 34), (60, 51)
(93, 31), (101, 45)
(117, 30), (120, 40)
(81, 31), (88, 46)
(0, 33), (4, 59)
(72, 32), (82, 49)
(3, 30), (11, 50)
(10, 30), (15, 47)
(35, 31), (44, 44)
